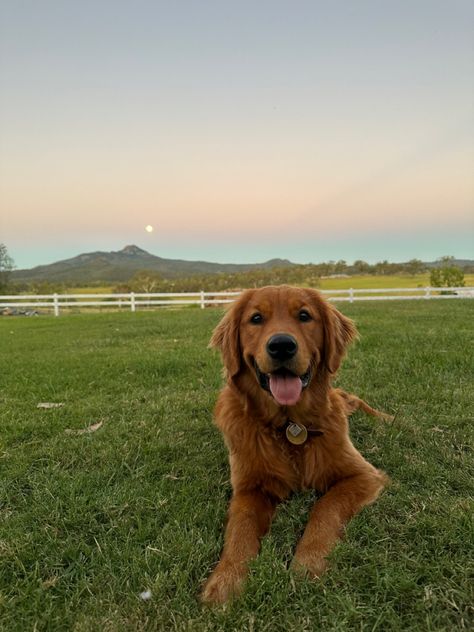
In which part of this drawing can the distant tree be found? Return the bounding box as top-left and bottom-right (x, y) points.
(352, 260), (371, 274)
(7, 281), (29, 294)
(130, 270), (164, 293)
(438, 255), (455, 265)
(430, 257), (464, 288)
(334, 260), (347, 274)
(429, 268), (443, 287)
(446, 268), (465, 287)
(405, 259), (425, 276)
(0, 243), (15, 292)
(374, 260), (391, 275)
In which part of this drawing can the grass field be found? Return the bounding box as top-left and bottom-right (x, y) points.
(319, 273), (474, 290)
(54, 274), (474, 294)
(1, 301), (473, 631)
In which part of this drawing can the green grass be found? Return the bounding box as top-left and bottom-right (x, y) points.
(0, 302), (473, 631)
(319, 273), (474, 290)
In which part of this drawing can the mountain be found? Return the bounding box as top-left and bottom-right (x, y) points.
(11, 245), (295, 284)
(425, 259), (474, 269)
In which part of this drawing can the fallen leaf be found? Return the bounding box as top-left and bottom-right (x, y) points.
(37, 402), (64, 409)
(65, 421), (103, 435)
(42, 576), (59, 589)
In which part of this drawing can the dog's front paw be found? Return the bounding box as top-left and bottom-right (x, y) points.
(200, 561), (247, 605)
(291, 547), (328, 579)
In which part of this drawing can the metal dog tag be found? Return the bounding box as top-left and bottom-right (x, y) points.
(286, 422), (308, 445)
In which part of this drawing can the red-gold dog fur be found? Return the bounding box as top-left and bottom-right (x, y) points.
(201, 286), (389, 604)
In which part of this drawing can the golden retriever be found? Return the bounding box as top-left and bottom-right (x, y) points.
(201, 285), (390, 604)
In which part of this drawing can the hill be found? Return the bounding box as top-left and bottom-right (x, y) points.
(11, 245), (295, 284)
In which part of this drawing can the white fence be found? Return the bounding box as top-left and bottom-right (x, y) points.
(0, 287), (473, 316)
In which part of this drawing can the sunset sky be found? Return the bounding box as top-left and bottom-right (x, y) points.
(1, 1), (473, 269)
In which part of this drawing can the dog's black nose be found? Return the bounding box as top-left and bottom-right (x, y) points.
(266, 334), (298, 361)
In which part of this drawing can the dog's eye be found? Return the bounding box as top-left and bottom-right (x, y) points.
(298, 310), (312, 322)
(250, 313), (263, 324)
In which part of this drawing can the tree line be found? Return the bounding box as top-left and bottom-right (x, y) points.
(0, 243), (467, 294)
(114, 257), (466, 293)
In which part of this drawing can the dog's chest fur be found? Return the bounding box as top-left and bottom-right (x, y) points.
(215, 385), (350, 499)
(225, 419), (333, 498)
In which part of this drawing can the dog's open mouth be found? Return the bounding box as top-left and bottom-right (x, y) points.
(255, 364), (312, 406)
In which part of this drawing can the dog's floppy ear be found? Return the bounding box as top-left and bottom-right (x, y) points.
(306, 288), (358, 374)
(209, 290), (253, 379)
(322, 301), (358, 374)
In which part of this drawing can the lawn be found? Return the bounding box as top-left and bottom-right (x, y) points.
(0, 301), (473, 631)
(318, 273), (474, 290)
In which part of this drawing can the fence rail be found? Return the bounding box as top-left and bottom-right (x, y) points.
(1, 287), (473, 316)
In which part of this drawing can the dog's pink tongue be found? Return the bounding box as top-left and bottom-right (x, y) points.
(269, 374), (302, 406)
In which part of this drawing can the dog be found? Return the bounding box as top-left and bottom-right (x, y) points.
(201, 285), (390, 604)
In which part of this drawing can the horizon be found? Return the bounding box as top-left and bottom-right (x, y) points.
(1, 2), (473, 269)
(10, 242), (473, 273)
(6, 230), (474, 270)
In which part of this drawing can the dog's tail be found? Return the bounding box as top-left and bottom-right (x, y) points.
(336, 388), (394, 422)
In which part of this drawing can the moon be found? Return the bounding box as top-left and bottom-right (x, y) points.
(145, 225), (154, 233)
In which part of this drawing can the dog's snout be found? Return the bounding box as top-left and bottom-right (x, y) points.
(266, 334), (298, 361)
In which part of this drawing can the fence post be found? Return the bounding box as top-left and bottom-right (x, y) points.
(424, 287), (431, 300)
(131, 292), (136, 312)
(200, 290), (205, 309)
(349, 288), (354, 304)
(53, 293), (59, 317)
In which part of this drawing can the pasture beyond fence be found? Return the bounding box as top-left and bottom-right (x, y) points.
(1, 287), (473, 316)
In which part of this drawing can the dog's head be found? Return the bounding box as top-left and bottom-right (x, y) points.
(210, 285), (357, 406)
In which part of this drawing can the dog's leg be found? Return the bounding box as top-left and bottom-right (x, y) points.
(201, 490), (276, 604)
(292, 467), (387, 577)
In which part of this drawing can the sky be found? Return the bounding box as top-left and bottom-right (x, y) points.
(1, 0), (473, 269)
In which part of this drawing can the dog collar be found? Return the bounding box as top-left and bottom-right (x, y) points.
(282, 420), (323, 445)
